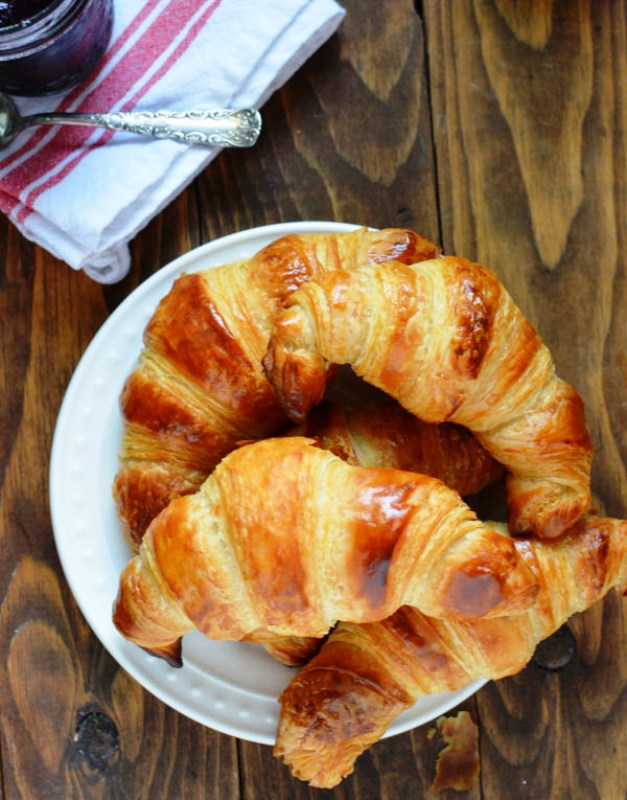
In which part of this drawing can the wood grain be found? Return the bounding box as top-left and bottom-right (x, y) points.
(425, 0), (627, 513)
(423, 1), (626, 798)
(0, 199), (240, 799)
(0, 0), (624, 797)
(195, 0), (440, 244)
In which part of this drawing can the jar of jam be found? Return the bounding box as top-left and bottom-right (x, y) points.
(0, 0), (114, 96)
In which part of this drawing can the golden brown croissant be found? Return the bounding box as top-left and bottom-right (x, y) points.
(113, 437), (538, 665)
(113, 229), (441, 547)
(262, 400), (504, 666)
(263, 257), (593, 538)
(294, 400), (504, 496)
(242, 629), (323, 668)
(275, 515), (627, 788)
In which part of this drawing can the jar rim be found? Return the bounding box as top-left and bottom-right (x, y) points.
(0, 0), (86, 46)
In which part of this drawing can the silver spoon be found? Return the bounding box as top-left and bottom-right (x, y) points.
(0, 92), (261, 150)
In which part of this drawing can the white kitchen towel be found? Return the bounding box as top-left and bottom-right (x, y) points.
(0, 0), (345, 283)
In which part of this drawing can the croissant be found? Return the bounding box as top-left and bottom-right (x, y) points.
(262, 400), (504, 665)
(242, 629), (324, 668)
(113, 437), (538, 665)
(293, 399), (504, 496)
(275, 515), (627, 788)
(113, 228), (441, 547)
(263, 257), (593, 538)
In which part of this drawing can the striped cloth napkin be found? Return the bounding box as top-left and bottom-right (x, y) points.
(0, 0), (345, 283)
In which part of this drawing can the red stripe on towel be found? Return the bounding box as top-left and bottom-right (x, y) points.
(0, 0), (165, 175)
(5, 0), (223, 222)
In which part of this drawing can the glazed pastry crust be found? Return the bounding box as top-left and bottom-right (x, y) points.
(114, 229), (441, 546)
(264, 257), (593, 538)
(260, 400), (504, 665)
(295, 400), (503, 497)
(112, 437), (537, 659)
(274, 516), (627, 788)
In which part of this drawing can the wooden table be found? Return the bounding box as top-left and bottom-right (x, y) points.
(1, 1), (625, 797)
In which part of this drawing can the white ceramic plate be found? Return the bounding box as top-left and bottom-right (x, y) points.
(50, 221), (485, 745)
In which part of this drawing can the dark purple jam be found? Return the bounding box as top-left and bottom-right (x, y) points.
(0, 0), (113, 96)
(0, 1), (57, 29)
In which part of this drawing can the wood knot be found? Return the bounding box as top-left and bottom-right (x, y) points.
(532, 625), (577, 671)
(73, 710), (120, 771)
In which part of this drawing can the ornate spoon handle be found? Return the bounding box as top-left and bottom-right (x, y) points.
(23, 108), (262, 148)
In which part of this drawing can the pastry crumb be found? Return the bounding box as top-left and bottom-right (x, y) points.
(431, 710), (480, 792)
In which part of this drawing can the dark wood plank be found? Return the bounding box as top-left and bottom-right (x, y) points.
(423, 1), (626, 798)
(0, 195), (241, 799)
(195, 0), (440, 244)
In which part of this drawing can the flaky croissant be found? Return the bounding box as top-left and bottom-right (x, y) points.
(113, 229), (441, 547)
(264, 257), (593, 538)
(293, 400), (503, 497)
(262, 400), (504, 666)
(113, 437), (537, 665)
(275, 515), (627, 788)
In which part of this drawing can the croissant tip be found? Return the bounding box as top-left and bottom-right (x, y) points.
(141, 638), (183, 668)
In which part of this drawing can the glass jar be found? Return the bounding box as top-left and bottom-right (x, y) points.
(0, 0), (114, 96)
